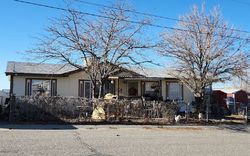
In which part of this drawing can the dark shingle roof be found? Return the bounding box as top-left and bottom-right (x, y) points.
(5, 61), (142, 77)
(109, 67), (145, 78)
(6, 61), (78, 75)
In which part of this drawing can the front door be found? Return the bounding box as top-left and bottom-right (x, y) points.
(127, 81), (139, 96)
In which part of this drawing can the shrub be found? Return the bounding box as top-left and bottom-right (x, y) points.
(9, 96), (178, 123)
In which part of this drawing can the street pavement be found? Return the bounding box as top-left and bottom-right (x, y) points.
(0, 124), (249, 156)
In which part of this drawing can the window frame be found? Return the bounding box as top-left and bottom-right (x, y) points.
(142, 81), (160, 96)
(166, 82), (184, 101)
(78, 79), (92, 98)
(25, 78), (57, 96)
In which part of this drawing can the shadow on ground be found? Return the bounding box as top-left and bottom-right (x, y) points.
(216, 123), (249, 133)
(0, 122), (77, 130)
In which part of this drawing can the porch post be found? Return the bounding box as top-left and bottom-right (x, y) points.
(10, 75), (14, 97)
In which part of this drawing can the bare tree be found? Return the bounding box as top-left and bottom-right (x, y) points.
(28, 2), (157, 98)
(158, 5), (250, 111)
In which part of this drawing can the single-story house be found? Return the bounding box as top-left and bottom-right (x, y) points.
(5, 61), (195, 103)
(211, 90), (230, 115)
(214, 88), (249, 113)
(212, 90), (227, 109)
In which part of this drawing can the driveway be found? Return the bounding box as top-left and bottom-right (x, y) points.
(0, 124), (249, 156)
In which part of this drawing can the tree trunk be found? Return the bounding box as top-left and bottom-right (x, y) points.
(91, 82), (95, 99)
(98, 78), (108, 99)
(195, 94), (204, 113)
(98, 81), (103, 99)
(195, 89), (206, 113)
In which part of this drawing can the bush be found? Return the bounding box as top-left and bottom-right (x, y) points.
(9, 96), (179, 123)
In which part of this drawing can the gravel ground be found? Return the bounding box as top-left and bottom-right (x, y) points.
(0, 124), (249, 156)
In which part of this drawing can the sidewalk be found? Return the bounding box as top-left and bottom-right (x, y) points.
(0, 122), (249, 132)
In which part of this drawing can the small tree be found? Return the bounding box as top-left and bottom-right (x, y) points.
(28, 3), (156, 98)
(158, 5), (250, 111)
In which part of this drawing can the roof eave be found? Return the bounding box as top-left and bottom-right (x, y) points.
(5, 72), (67, 77)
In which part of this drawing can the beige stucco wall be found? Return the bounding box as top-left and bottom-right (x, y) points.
(161, 80), (166, 100)
(57, 71), (90, 96)
(13, 76), (26, 96)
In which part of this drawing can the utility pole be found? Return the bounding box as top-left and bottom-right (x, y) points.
(206, 84), (212, 122)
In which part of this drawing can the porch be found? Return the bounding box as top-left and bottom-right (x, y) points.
(108, 77), (187, 102)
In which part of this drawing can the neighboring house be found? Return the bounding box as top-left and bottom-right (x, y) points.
(0, 90), (8, 105)
(5, 61), (195, 103)
(214, 88), (249, 113)
(212, 90), (229, 115)
(212, 90), (227, 109)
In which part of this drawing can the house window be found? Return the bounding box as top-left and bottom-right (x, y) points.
(167, 82), (183, 100)
(143, 81), (160, 97)
(127, 81), (138, 96)
(79, 80), (92, 98)
(25, 79), (31, 96)
(25, 79), (57, 96)
(51, 80), (57, 96)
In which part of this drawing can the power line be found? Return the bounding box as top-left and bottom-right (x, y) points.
(74, 0), (181, 22)
(74, 0), (250, 34)
(13, 0), (250, 41)
(12, 0), (184, 31)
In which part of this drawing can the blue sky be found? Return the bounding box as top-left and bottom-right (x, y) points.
(1, 0), (250, 89)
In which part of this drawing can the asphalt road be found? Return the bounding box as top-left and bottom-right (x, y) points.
(0, 124), (249, 156)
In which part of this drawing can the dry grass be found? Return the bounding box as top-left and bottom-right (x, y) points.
(224, 114), (245, 119)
